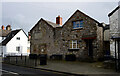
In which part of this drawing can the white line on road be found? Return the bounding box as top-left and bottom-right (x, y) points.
(0, 69), (19, 75)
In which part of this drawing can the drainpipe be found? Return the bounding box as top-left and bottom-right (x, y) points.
(115, 39), (117, 71)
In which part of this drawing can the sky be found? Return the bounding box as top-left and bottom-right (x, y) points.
(1, 1), (119, 34)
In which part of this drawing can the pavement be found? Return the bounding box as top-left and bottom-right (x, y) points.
(2, 57), (120, 75)
(36, 60), (119, 75)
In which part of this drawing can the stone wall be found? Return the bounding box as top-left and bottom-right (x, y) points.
(30, 19), (55, 55)
(30, 10), (104, 61)
(55, 11), (103, 60)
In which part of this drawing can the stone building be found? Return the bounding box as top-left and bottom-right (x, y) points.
(108, 5), (120, 59)
(30, 10), (103, 61)
(103, 23), (110, 56)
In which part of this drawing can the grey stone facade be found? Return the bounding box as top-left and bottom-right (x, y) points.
(30, 10), (103, 61)
(108, 6), (120, 58)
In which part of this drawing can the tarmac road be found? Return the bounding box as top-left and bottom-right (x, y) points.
(1, 63), (69, 76)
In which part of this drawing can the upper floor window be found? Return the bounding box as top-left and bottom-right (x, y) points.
(73, 20), (83, 29)
(16, 37), (20, 40)
(69, 40), (79, 49)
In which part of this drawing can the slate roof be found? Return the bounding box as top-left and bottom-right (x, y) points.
(30, 18), (62, 32)
(45, 20), (62, 28)
(1, 29), (21, 45)
(0, 29), (11, 37)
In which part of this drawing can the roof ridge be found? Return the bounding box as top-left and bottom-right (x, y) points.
(43, 19), (62, 28)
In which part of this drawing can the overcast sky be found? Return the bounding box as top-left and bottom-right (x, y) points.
(2, 2), (119, 33)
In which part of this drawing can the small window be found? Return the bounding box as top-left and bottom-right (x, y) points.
(16, 47), (20, 51)
(16, 37), (20, 40)
(27, 47), (30, 50)
(69, 40), (79, 49)
(73, 20), (83, 29)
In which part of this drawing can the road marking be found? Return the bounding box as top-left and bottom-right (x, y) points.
(0, 69), (19, 75)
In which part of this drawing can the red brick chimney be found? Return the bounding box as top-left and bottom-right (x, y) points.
(56, 15), (62, 25)
(1, 25), (4, 30)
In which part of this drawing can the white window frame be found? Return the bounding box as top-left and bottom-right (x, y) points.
(70, 40), (79, 49)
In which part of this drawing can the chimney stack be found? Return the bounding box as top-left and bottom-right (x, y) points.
(56, 15), (62, 25)
(6, 25), (11, 31)
(1, 25), (4, 30)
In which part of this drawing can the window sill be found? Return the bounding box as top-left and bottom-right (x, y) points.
(68, 48), (79, 51)
(72, 28), (83, 30)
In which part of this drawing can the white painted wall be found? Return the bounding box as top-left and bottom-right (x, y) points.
(4, 30), (29, 56)
(0, 46), (6, 57)
(0, 37), (2, 43)
(0, 37), (6, 43)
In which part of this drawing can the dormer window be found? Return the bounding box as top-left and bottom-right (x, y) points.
(73, 20), (83, 29)
(16, 37), (20, 40)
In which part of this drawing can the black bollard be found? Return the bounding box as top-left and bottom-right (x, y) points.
(35, 58), (37, 66)
(16, 56), (17, 64)
(21, 54), (22, 60)
(25, 56), (26, 65)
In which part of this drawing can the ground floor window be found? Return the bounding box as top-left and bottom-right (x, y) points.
(16, 47), (20, 52)
(69, 40), (79, 49)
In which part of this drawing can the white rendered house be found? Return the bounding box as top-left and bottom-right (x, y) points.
(0, 29), (30, 57)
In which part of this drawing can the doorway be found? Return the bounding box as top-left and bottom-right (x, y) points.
(85, 39), (93, 58)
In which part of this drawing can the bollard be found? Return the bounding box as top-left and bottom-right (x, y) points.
(35, 58), (37, 66)
(8, 56), (10, 63)
(16, 56), (17, 64)
(25, 56), (26, 65)
(21, 54), (22, 60)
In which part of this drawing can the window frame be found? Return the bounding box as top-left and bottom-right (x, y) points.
(69, 40), (79, 49)
(16, 37), (20, 40)
(73, 20), (83, 29)
(16, 46), (20, 52)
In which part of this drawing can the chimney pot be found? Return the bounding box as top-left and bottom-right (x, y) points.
(56, 15), (62, 25)
(1, 25), (4, 30)
(6, 25), (11, 31)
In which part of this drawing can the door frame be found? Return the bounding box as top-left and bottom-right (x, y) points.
(85, 39), (93, 58)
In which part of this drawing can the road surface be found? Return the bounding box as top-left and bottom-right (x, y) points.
(1, 63), (70, 76)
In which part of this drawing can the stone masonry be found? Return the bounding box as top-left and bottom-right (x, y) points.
(30, 10), (103, 61)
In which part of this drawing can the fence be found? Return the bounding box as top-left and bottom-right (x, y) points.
(3, 56), (44, 67)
